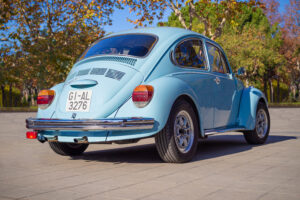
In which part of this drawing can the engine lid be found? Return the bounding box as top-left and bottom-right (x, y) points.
(53, 60), (143, 119)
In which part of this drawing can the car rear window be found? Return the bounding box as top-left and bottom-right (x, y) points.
(80, 34), (157, 60)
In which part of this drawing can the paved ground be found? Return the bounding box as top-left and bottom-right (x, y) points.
(0, 108), (299, 200)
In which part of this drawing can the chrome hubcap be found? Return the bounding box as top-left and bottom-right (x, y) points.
(174, 110), (194, 153)
(256, 109), (268, 138)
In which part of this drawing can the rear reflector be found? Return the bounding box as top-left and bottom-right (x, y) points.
(132, 85), (154, 108)
(26, 131), (37, 139)
(37, 90), (55, 109)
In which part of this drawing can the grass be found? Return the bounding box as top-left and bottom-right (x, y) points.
(269, 102), (300, 107)
(0, 106), (38, 112)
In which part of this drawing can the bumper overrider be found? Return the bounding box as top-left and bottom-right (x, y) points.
(26, 117), (155, 131)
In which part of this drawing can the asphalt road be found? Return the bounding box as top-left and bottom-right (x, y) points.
(0, 108), (299, 200)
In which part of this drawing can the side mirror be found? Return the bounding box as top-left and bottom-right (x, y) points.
(237, 67), (245, 76)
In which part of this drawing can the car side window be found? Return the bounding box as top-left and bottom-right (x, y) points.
(206, 43), (230, 74)
(220, 52), (230, 74)
(174, 39), (207, 69)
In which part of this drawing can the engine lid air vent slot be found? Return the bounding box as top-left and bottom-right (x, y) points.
(90, 68), (107, 75)
(105, 69), (125, 81)
(77, 69), (91, 76)
(96, 56), (137, 66)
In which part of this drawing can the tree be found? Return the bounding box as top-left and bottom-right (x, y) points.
(162, 1), (285, 102)
(217, 7), (285, 102)
(280, 0), (300, 101)
(261, 0), (281, 25)
(0, 0), (120, 106)
(123, 0), (263, 40)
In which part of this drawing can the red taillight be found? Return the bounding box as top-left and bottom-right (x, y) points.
(26, 131), (37, 139)
(37, 90), (55, 109)
(132, 85), (154, 108)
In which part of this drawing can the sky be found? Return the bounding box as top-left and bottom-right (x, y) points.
(103, 0), (291, 33)
(103, 6), (172, 33)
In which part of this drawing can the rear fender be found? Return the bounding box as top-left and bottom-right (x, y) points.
(238, 87), (268, 130)
(37, 83), (64, 118)
(110, 76), (203, 141)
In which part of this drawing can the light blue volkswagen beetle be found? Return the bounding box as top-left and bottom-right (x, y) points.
(26, 27), (270, 163)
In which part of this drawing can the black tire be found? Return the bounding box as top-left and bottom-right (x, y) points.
(155, 98), (199, 163)
(49, 142), (89, 156)
(243, 102), (270, 144)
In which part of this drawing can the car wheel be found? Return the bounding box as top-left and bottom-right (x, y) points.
(243, 102), (270, 144)
(49, 142), (89, 156)
(155, 99), (199, 163)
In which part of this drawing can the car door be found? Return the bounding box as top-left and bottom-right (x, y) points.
(171, 38), (215, 129)
(206, 42), (238, 128)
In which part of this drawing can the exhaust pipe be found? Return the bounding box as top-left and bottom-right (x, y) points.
(46, 135), (58, 142)
(74, 136), (88, 144)
(37, 134), (47, 143)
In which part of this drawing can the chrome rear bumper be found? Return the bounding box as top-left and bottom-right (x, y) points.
(26, 117), (155, 131)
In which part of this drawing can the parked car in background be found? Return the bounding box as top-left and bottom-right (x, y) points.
(26, 27), (270, 163)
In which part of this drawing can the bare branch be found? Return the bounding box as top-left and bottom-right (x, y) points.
(188, 3), (193, 30)
(190, 1), (210, 36)
(169, 0), (189, 29)
(211, 9), (228, 40)
(211, 17), (226, 40)
(166, 1), (174, 12)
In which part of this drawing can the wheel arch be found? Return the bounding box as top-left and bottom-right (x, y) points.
(258, 97), (268, 106)
(175, 94), (204, 138)
(238, 87), (268, 130)
(113, 76), (203, 140)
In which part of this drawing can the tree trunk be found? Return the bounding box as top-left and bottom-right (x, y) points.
(263, 73), (268, 101)
(9, 84), (12, 107)
(28, 86), (32, 106)
(23, 84), (29, 105)
(31, 88), (36, 106)
(292, 84), (296, 101)
(269, 79), (274, 103)
(1, 85), (6, 107)
(277, 78), (280, 103)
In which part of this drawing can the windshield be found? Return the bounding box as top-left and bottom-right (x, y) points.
(80, 34), (157, 60)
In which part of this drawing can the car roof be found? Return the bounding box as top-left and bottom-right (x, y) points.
(103, 27), (220, 48)
(104, 27), (207, 39)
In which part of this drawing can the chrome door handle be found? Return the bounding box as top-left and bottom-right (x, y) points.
(214, 77), (220, 85)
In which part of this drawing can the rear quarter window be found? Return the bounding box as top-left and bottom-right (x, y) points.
(174, 39), (207, 70)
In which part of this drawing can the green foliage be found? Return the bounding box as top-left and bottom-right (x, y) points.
(164, 1), (288, 101)
(0, 0), (122, 86)
(218, 7), (285, 87)
(0, 86), (25, 107)
(0, 0), (122, 106)
(159, 1), (263, 39)
(273, 81), (289, 102)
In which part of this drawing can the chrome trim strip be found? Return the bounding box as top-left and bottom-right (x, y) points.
(204, 127), (245, 136)
(169, 71), (232, 80)
(26, 117), (155, 131)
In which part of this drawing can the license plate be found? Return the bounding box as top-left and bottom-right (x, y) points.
(66, 90), (92, 112)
